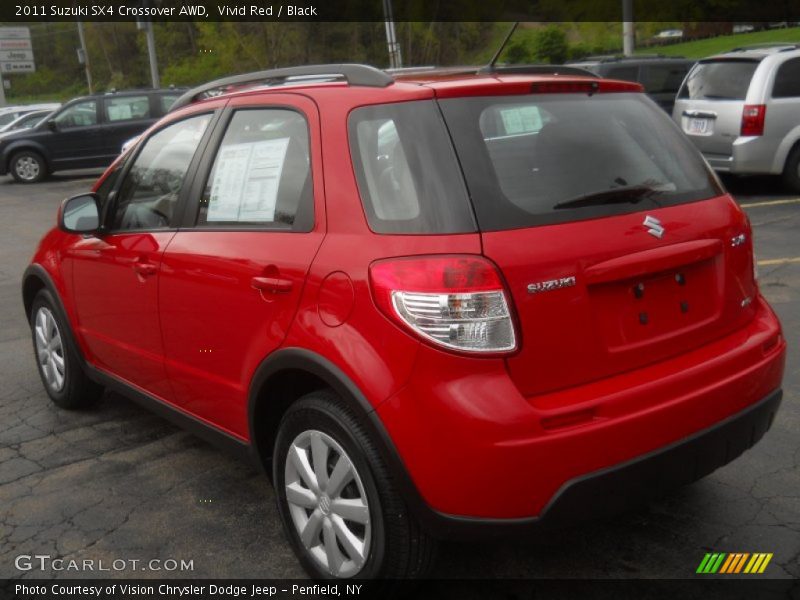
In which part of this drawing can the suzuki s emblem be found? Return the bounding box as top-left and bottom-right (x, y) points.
(643, 215), (665, 239)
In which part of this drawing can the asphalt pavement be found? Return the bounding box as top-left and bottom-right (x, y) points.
(0, 171), (798, 580)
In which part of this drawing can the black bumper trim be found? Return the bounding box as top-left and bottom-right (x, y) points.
(425, 389), (782, 539)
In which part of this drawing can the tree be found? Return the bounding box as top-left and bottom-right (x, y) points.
(532, 26), (568, 64)
(505, 40), (532, 64)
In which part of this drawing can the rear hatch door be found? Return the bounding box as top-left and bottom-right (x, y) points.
(439, 87), (757, 398)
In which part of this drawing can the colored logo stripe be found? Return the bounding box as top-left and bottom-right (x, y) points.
(744, 553), (773, 574)
(697, 552), (773, 574)
(697, 553), (726, 573)
(723, 553), (749, 573)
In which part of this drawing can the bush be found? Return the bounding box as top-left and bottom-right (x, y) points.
(505, 40), (533, 64)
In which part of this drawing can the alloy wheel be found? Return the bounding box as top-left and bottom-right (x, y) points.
(34, 307), (65, 392)
(15, 156), (41, 181)
(284, 429), (371, 577)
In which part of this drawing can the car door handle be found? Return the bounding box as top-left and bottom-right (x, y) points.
(132, 262), (158, 277)
(251, 276), (293, 293)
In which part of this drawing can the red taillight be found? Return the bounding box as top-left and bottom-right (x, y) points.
(741, 104), (766, 136)
(369, 255), (517, 354)
(530, 80), (642, 94)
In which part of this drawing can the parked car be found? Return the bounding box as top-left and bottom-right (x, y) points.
(23, 64), (785, 580)
(655, 29), (684, 39)
(566, 56), (695, 112)
(0, 89), (184, 183)
(673, 44), (800, 191)
(0, 109), (53, 135)
(0, 103), (60, 129)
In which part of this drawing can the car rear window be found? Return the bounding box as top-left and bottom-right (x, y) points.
(348, 100), (475, 234)
(438, 93), (720, 231)
(678, 59), (759, 100)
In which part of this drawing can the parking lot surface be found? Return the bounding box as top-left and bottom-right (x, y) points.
(1, 172), (798, 580)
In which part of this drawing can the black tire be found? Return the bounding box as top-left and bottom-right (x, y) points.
(10, 150), (47, 183)
(30, 289), (103, 409)
(782, 145), (800, 193)
(273, 389), (437, 580)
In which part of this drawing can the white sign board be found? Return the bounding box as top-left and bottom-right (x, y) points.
(0, 27), (34, 74)
(207, 138), (291, 223)
(1, 62), (35, 74)
(0, 27), (31, 40)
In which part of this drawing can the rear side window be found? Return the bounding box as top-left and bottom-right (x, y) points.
(678, 59), (759, 100)
(159, 94), (181, 114)
(348, 100), (475, 234)
(604, 65), (639, 82)
(772, 58), (800, 98)
(105, 95), (151, 122)
(439, 93), (720, 231)
(641, 64), (691, 93)
(197, 109), (313, 231)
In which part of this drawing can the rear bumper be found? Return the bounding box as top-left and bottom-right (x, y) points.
(535, 388), (781, 530)
(377, 296), (785, 535)
(425, 388), (782, 539)
(703, 136), (781, 175)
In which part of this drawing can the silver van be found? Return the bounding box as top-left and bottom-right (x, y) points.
(673, 44), (800, 191)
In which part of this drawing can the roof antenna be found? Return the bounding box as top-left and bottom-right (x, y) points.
(479, 22), (519, 74)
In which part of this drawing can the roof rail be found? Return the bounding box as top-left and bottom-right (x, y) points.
(170, 64), (393, 111)
(391, 64), (601, 79)
(730, 42), (800, 52)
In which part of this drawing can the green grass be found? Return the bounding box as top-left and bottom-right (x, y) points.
(638, 27), (800, 59)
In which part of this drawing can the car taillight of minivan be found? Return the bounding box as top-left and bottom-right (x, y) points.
(741, 104), (766, 136)
(369, 255), (517, 354)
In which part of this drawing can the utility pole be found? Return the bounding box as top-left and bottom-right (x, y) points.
(76, 20), (93, 94)
(622, 0), (635, 56)
(144, 21), (160, 88)
(137, 19), (160, 88)
(382, 0), (402, 69)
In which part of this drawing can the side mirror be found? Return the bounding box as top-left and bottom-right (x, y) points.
(46, 119), (58, 132)
(59, 193), (100, 234)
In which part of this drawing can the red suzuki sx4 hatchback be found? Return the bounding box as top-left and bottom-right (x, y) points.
(22, 65), (786, 579)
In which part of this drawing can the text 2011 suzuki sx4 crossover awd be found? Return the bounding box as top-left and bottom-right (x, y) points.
(23, 65), (785, 579)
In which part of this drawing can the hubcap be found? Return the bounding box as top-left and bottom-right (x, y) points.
(284, 430), (371, 578)
(15, 156), (40, 181)
(34, 307), (65, 392)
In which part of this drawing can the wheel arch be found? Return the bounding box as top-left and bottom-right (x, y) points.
(4, 141), (52, 173)
(22, 264), (86, 367)
(247, 348), (431, 519)
(248, 348), (378, 474)
(773, 127), (800, 174)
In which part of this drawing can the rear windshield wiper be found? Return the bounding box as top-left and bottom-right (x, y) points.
(553, 185), (660, 210)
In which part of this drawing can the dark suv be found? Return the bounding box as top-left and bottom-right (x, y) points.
(567, 56), (695, 112)
(23, 64), (784, 579)
(0, 88), (184, 183)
